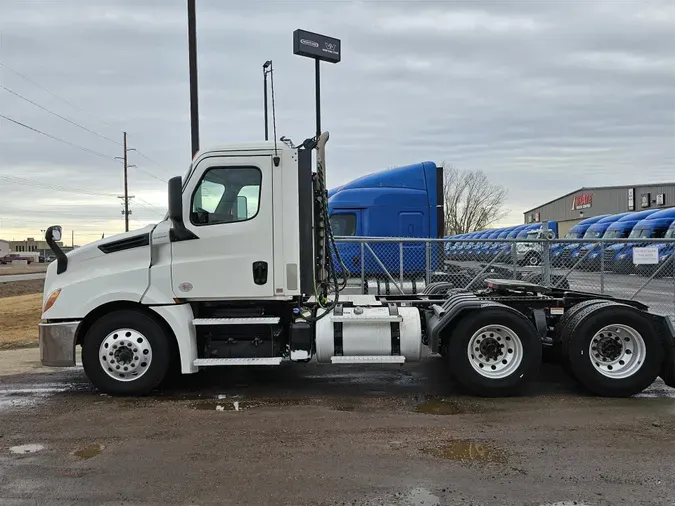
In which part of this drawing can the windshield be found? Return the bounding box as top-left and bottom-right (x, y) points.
(628, 227), (651, 239)
(603, 229), (627, 239)
(665, 228), (675, 239)
(565, 230), (582, 239)
(583, 229), (605, 239)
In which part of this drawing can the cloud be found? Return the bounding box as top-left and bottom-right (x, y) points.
(0, 0), (672, 243)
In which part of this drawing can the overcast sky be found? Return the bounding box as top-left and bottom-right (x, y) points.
(1, 0), (673, 244)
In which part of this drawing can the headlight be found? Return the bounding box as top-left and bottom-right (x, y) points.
(43, 288), (61, 312)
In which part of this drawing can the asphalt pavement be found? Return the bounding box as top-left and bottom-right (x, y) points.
(1, 349), (675, 505)
(0, 273), (46, 284)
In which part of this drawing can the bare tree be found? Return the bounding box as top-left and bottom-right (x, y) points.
(442, 163), (509, 235)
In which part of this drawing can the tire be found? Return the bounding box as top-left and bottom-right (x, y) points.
(555, 299), (608, 375)
(82, 309), (172, 396)
(447, 306), (542, 397)
(560, 303), (662, 397)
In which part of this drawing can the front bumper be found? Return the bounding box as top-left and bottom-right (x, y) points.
(39, 321), (81, 366)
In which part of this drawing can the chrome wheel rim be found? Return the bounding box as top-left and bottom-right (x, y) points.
(467, 325), (523, 379)
(99, 328), (152, 382)
(588, 324), (645, 379)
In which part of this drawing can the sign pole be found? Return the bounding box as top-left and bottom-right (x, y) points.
(293, 29), (341, 139)
(315, 58), (321, 138)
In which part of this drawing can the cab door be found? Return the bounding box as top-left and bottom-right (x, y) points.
(171, 155), (274, 299)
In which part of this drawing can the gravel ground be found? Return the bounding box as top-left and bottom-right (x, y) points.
(1, 349), (674, 506)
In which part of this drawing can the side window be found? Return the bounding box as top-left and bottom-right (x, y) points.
(191, 166), (261, 226)
(330, 213), (357, 236)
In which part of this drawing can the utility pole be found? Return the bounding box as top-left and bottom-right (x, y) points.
(115, 132), (136, 232)
(71, 230), (74, 248)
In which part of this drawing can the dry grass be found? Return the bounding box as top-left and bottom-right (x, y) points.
(0, 293), (42, 349)
(0, 279), (44, 298)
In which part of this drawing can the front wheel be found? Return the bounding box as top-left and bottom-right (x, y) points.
(447, 307), (542, 397)
(82, 309), (172, 396)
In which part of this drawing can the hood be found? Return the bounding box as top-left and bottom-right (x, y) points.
(65, 224), (157, 264)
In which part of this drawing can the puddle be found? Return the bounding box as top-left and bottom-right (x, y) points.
(9, 444), (44, 454)
(191, 397), (310, 411)
(422, 439), (507, 464)
(73, 443), (104, 460)
(415, 398), (482, 415)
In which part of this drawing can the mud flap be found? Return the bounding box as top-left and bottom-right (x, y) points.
(658, 315), (675, 388)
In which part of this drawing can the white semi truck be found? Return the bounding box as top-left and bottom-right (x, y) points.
(39, 133), (675, 398)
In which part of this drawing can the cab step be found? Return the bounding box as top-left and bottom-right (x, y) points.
(330, 355), (406, 364)
(192, 317), (280, 326)
(193, 357), (282, 366)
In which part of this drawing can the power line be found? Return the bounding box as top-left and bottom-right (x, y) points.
(0, 60), (121, 133)
(131, 165), (168, 183)
(131, 147), (174, 175)
(0, 173), (118, 197)
(0, 113), (118, 162)
(1, 86), (122, 146)
(135, 197), (165, 212)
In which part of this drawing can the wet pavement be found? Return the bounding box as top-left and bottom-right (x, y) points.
(1, 351), (675, 505)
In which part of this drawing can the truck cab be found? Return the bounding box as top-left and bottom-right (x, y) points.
(636, 221), (675, 277)
(581, 210), (661, 270)
(328, 161), (443, 281)
(551, 216), (611, 266)
(569, 213), (633, 268)
(495, 224), (531, 260)
(612, 208), (675, 273)
(463, 231), (489, 261)
(513, 222), (559, 266)
(485, 227), (516, 261)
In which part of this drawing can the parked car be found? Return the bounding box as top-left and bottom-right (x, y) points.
(0, 253), (35, 264)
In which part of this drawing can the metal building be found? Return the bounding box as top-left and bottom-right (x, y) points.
(524, 183), (675, 237)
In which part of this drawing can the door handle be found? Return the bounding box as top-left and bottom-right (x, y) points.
(252, 261), (268, 285)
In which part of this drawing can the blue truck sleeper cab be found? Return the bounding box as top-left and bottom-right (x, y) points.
(636, 222), (675, 277)
(611, 208), (675, 273)
(568, 213), (634, 269)
(552, 215), (612, 267)
(328, 161), (444, 279)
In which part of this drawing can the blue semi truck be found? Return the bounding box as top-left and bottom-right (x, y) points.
(328, 161), (445, 291)
(327, 162), (567, 292)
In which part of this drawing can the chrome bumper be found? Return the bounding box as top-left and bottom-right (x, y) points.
(39, 321), (80, 367)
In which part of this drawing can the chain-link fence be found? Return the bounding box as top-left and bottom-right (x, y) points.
(332, 237), (675, 316)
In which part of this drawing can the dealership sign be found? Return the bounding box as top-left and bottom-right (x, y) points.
(293, 29), (341, 63)
(572, 193), (593, 210)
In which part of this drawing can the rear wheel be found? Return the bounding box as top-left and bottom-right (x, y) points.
(560, 303), (661, 397)
(447, 307), (541, 397)
(82, 309), (172, 396)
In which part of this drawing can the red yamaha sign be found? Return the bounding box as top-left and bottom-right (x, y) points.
(572, 193), (593, 210)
